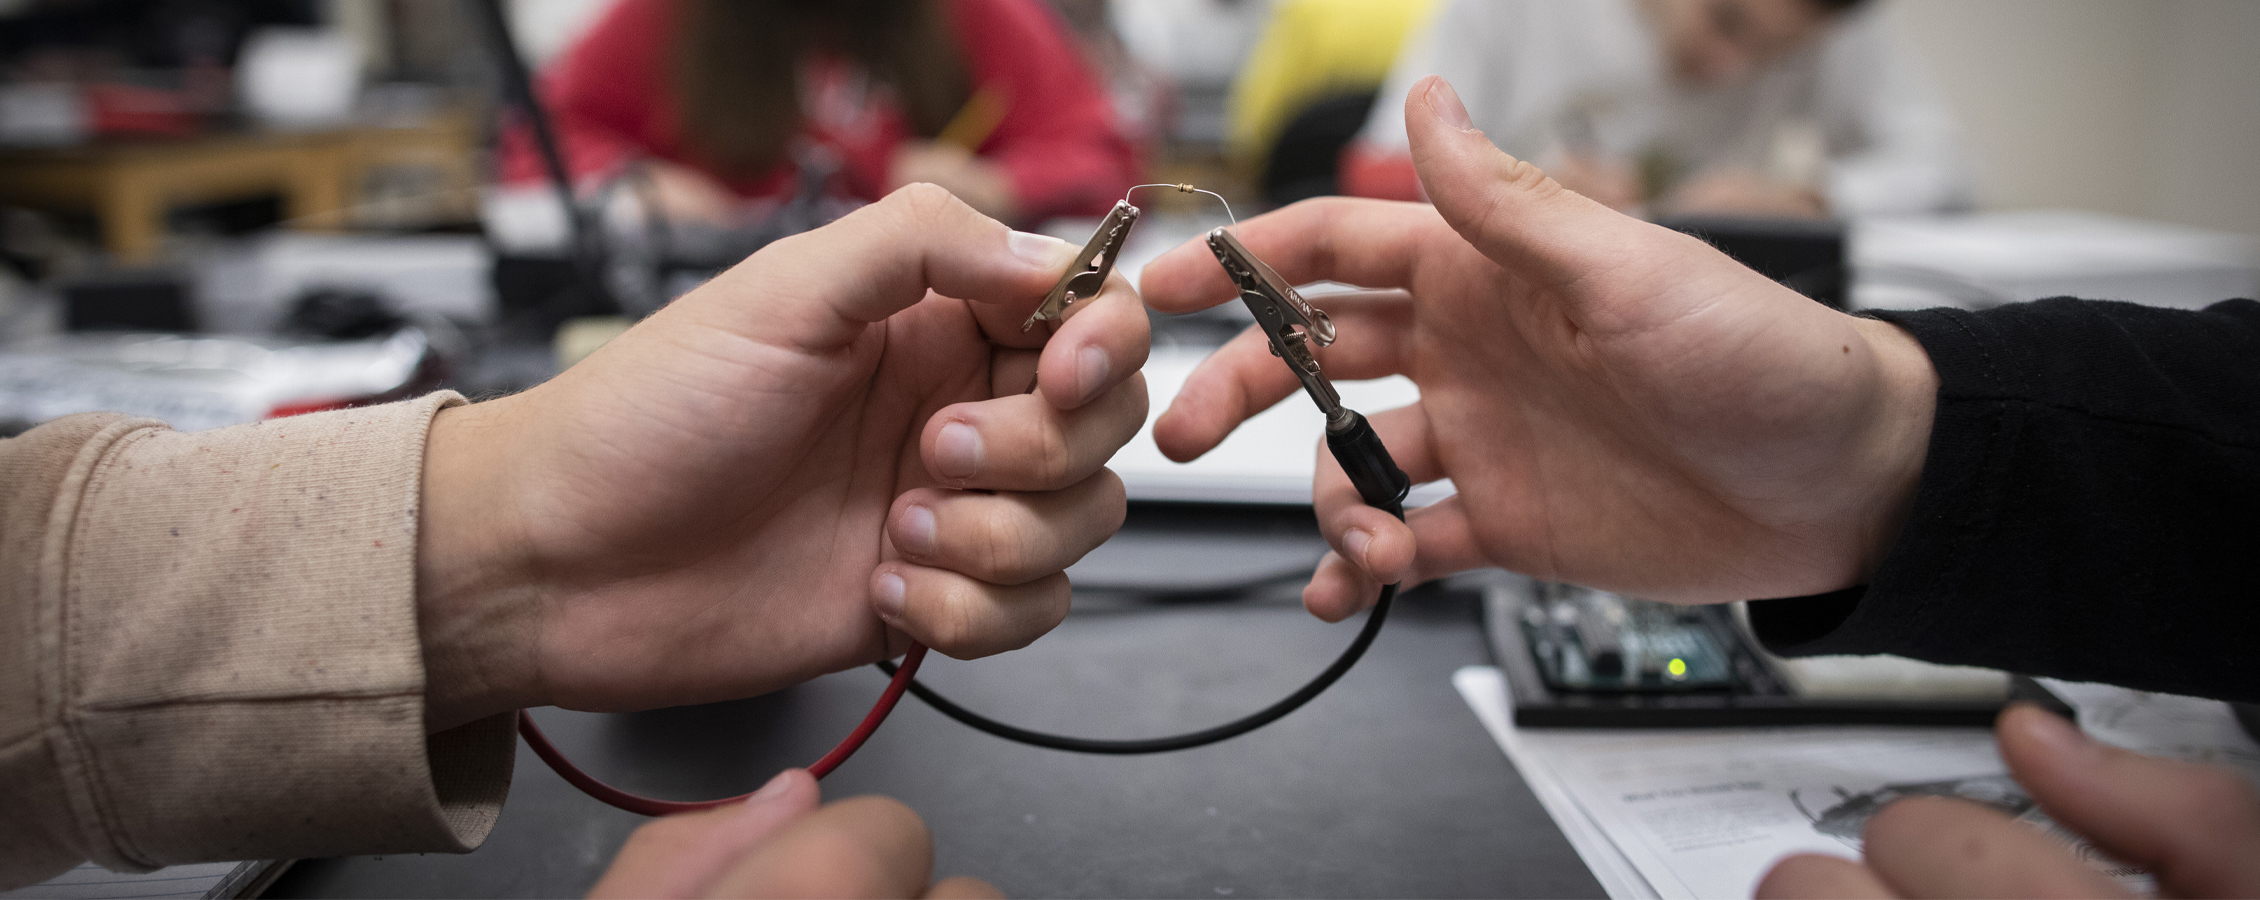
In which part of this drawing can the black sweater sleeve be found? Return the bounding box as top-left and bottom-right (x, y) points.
(1747, 298), (2260, 704)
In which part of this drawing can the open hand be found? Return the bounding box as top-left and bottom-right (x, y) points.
(1140, 75), (1934, 620)
(416, 184), (1149, 728)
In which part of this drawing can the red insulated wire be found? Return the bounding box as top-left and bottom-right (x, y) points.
(518, 643), (931, 816)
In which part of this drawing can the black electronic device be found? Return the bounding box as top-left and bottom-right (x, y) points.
(2234, 702), (2260, 743)
(1479, 573), (2070, 727)
(1657, 214), (1847, 309)
(63, 273), (196, 332)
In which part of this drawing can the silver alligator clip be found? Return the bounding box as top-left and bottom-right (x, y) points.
(1023, 200), (1140, 332)
(1205, 227), (1351, 429)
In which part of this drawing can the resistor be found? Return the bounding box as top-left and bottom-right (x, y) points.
(1124, 183), (1238, 227)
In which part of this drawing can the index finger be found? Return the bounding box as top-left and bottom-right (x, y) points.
(1862, 796), (2130, 899)
(1996, 705), (2260, 898)
(1033, 268), (1150, 410)
(1137, 197), (1476, 314)
(1154, 292), (1413, 462)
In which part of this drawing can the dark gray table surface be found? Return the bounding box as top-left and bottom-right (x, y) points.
(267, 505), (1604, 899)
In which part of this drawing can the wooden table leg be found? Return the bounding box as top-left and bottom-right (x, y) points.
(99, 165), (161, 263)
(286, 141), (349, 230)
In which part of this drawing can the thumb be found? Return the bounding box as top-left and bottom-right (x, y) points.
(1997, 704), (2260, 898)
(685, 182), (1079, 354)
(1403, 75), (1659, 291)
(587, 769), (823, 899)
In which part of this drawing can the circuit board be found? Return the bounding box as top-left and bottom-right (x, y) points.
(1515, 582), (1738, 692)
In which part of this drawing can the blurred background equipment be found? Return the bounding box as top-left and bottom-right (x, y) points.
(1336, 0), (1976, 217)
(0, 1), (2255, 898)
(1226, 0), (1434, 205)
(0, 0), (2249, 563)
(234, 26), (362, 128)
(1478, 572), (2068, 728)
(0, 327), (439, 435)
(1657, 214), (1848, 308)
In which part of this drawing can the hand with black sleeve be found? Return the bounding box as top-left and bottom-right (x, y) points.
(1142, 74), (2260, 704)
(1143, 74), (1942, 620)
(1143, 74), (2260, 900)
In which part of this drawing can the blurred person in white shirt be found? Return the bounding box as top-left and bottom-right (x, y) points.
(1340, 0), (1972, 218)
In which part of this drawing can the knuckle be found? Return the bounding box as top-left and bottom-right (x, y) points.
(960, 578), (1067, 659)
(1094, 467), (1128, 521)
(974, 507), (1036, 582)
(893, 181), (963, 223)
(1039, 418), (1075, 486)
(894, 179), (949, 206)
(1298, 195), (1361, 224)
(948, 592), (991, 655)
(1062, 474), (1128, 551)
(1500, 154), (1556, 194)
(1036, 575), (1072, 633)
(1452, 154), (1563, 240)
(924, 580), (984, 655)
(977, 581), (1064, 658)
(1121, 371), (1152, 422)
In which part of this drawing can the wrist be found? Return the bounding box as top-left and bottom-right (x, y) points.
(416, 397), (548, 731)
(1849, 317), (1939, 581)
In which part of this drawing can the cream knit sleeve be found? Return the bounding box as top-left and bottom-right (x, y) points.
(0, 392), (514, 889)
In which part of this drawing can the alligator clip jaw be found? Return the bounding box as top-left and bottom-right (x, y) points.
(1023, 200), (1140, 332)
(1205, 227), (1352, 429)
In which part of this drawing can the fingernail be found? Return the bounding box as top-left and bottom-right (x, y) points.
(936, 421), (983, 479)
(1426, 78), (1475, 132)
(1010, 230), (1074, 268)
(1344, 528), (1372, 567)
(873, 572), (907, 620)
(897, 505), (937, 557)
(2014, 706), (2096, 759)
(744, 769), (797, 806)
(1076, 345), (1111, 404)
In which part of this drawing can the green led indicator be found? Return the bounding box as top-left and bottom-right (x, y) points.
(1666, 657), (1688, 678)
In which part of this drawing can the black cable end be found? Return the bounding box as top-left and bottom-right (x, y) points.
(1325, 410), (1411, 517)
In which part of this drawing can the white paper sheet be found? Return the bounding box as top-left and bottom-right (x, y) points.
(1453, 667), (2226, 900)
(1537, 722), (2012, 899)
(1455, 666), (1661, 900)
(2040, 678), (2260, 783)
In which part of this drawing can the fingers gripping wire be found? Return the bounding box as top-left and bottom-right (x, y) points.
(875, 209), (1414, 756)
(880, 558), (1402, 755)
(522, 185), (1409, 813)
(1021, 185), (1234, 334)
(516, 645), (932, 816)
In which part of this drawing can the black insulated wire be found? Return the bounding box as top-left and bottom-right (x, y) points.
(876, 501), (1405, 755)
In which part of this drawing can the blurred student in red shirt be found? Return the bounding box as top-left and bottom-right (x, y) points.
(500, 0), (1140, 226)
